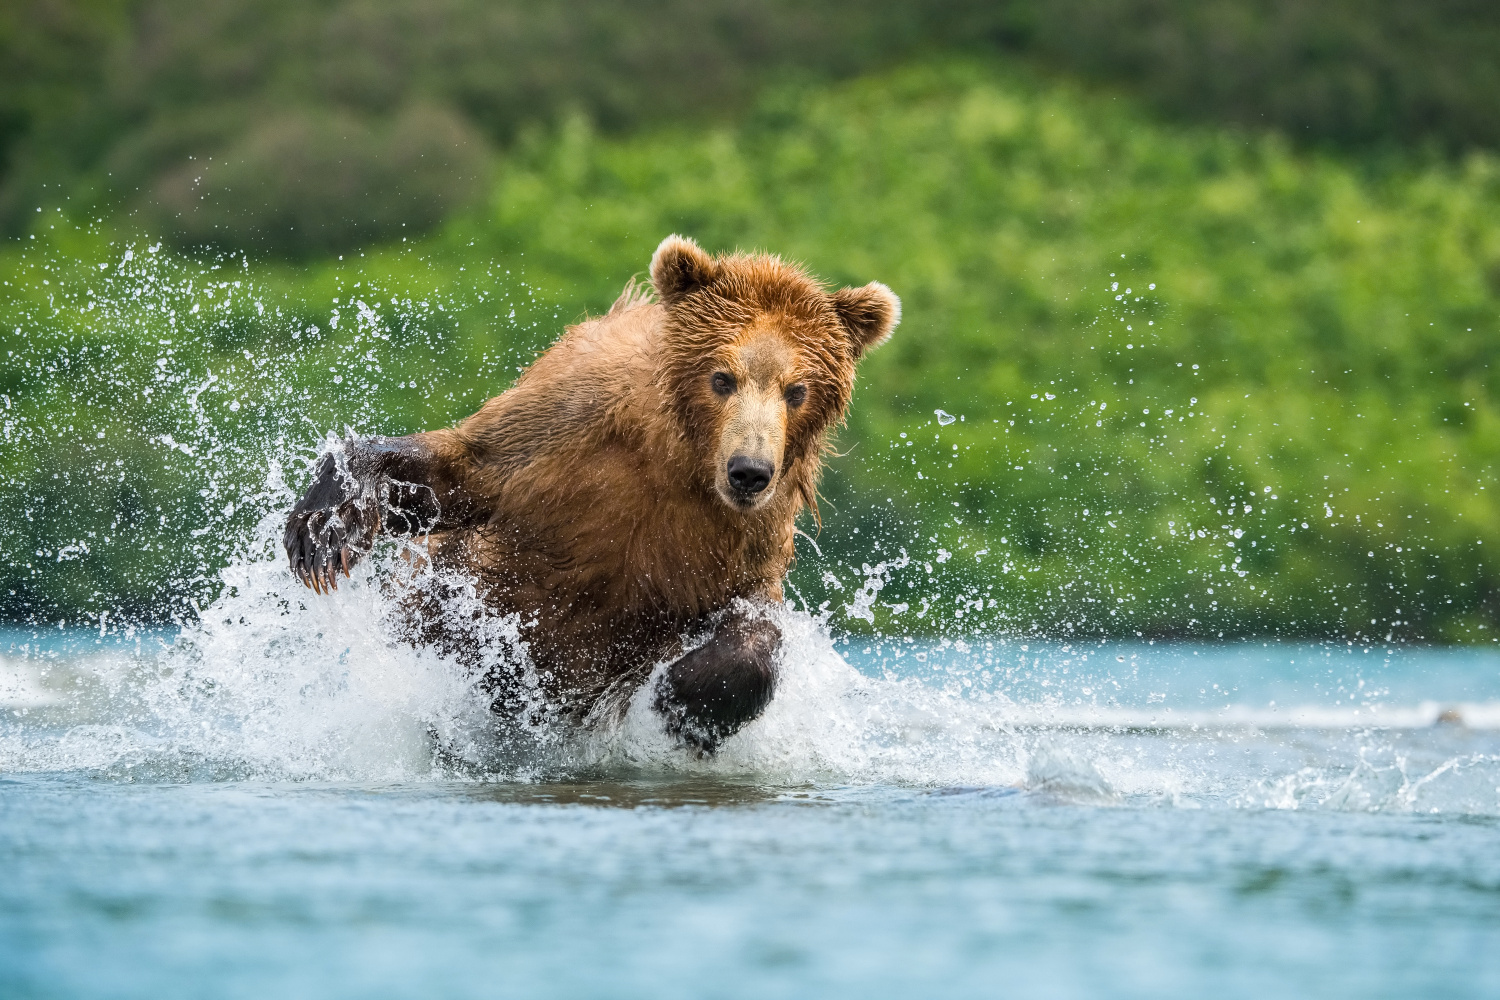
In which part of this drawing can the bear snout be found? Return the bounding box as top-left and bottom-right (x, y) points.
(726, 455), (775, 497)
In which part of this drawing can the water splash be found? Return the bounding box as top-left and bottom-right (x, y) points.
(2, 511), (1498, 818)
(1244, 748), (1500, 816)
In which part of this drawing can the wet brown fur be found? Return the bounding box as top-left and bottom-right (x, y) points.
(332, 236), (897, 720)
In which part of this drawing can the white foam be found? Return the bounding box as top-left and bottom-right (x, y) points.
(968, 699), (1500, 732)
(1242, 751), (1500, 816)
(2, 530), (1498, 818)
(0, 657), (60, 708)
(0, 549), (1033, 785)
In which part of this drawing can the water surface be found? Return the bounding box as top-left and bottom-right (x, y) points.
(2, 569), (1499, 998)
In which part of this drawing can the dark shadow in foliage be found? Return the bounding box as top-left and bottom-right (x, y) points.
(991, 0), (1500, 154)
(142, 103), (488, 257)
(7, 0), (1500, 253)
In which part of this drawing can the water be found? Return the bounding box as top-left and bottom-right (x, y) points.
(5, 780), (1497, 999)
(2, 553), (1499, 998)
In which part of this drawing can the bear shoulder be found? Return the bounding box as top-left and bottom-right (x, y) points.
(451, 288), (667, 473)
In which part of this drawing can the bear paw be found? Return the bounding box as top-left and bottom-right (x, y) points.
(653, 615), (780, 754)
(283, 500), (375, 593)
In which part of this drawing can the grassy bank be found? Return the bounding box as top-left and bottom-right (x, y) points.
(3, 59), (1498, 640)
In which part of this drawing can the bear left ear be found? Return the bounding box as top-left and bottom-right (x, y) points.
(833, 282), (901, 359)
(651, 234), (718, 306)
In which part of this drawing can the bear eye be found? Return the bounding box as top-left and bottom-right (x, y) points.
(711, 371), (736, 396)
(785, 383), (807, 408)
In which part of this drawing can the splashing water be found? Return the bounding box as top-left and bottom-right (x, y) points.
(3, 501), (1499, 818)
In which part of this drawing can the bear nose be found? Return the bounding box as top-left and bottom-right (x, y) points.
(726, 455), (774, 496)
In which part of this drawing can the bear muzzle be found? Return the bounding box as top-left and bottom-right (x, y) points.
(726, 455), (775, 500)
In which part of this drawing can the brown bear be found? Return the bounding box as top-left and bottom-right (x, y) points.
(283, 235), (899, 750)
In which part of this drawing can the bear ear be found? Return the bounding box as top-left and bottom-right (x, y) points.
(650, 234), (718, 305)
(833, 282), (901, 358)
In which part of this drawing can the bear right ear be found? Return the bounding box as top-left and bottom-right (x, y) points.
(650, 234), (718, 305)
(833, 281), (901, 359)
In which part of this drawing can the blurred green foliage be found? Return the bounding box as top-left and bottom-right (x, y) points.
(3, 60), (1497, 641)
(998, 0), (1500, 153)
(0, 0), (968, 250)
(5, 0), (1500, 254)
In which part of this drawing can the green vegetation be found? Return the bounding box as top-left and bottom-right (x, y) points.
(6, 1), (1500, 253)
(4, 59), (1498, 640)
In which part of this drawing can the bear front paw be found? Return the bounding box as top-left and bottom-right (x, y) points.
(283, 500), (374, 593)
(653, 616), (780, 753)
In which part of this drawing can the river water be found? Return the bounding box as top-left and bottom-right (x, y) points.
(2, 556), (1499, 998)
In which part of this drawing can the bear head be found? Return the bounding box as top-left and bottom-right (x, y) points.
(650, 234), (900, 513)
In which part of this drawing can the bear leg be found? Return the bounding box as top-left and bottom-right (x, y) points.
(285, 433), (482, 592)
(653, 613), (780, 753)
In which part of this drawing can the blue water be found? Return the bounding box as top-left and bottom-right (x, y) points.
(3, 778), (1497, 1000)
(3, 569), (1500, 997)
